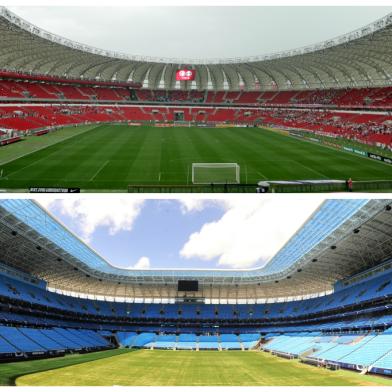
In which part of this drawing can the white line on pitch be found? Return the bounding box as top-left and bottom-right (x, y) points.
(256, 170), (268, 180)
(0, 125), (98, 166)
(5, 147), (64, 178)
(158, 172), (161, 182)
(295, 160), (329, 179)
(89, 160), (109, 181)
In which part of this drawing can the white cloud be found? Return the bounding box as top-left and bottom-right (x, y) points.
(178, 198), (228, 214)
(180, 198), (323, 268)
(132, 256), (151, 269)
(38, 198), (145, 242)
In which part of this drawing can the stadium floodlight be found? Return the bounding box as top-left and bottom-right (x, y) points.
(192, 163), (240, 184)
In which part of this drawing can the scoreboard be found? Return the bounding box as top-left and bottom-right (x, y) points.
(176, 69), (196, 81)
(178, 280), (199, 292)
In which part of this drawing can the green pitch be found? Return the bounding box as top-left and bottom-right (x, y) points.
(0, 124), (391, 191)
(10, 349), (392, 386)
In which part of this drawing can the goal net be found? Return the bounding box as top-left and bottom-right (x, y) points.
(192, 163), (240, 184)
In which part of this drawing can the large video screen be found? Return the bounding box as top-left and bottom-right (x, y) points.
(176, 69), (196, 81)
(178, 280), (199, 291)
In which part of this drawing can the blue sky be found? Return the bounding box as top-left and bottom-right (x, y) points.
(38, 197), (324, 270)
(50, 200), (225, 269)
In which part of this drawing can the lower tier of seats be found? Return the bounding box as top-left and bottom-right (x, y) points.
(0, 325), (113, 359)
(116, 332), (260, 351)
(2, 322), (392, 377)
(262, 327), (392, 376)
(0, 105), (390, 149)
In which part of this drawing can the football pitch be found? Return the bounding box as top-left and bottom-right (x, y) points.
(0, 124), (391, 191)
(7, 349), (392, 386)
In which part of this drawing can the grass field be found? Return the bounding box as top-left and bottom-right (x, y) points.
(0, 124), (391, 191)
(8, 349), (392, 386)
(0, 349), (130, 386)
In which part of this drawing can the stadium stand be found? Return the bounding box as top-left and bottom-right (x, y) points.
(177, 334), (198, 350)
(0, 166), (391, 377)
(0, 7), (392, 157)
(0, 101), (390, 150)
(3, 75), (392, 110)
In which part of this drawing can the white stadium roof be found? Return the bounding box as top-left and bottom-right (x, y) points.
(0, 199), (391, 301)
(1, 7), (392, 91)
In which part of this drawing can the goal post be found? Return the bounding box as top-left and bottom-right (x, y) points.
(192, 163), (240, 184)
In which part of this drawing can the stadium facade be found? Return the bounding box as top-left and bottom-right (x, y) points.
(1, 199), (392, 376)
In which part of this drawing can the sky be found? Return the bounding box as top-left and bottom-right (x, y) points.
(7, 6), (392, 60)
(37, 197), (324, 270)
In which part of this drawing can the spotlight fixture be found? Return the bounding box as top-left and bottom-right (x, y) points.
(36, 245), (42, 251)
(353, 228), (360, 234)
(312, 258), (318, 263)
(330, 245), (337, 250)
(11, 230), (17, 236)
(386, 205), (391, 211)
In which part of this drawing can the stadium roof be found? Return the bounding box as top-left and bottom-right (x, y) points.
(0, 199), (391, 300)
(1, 7), (392, 91)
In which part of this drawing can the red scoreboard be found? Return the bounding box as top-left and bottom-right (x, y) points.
(176, 69), (196, 81)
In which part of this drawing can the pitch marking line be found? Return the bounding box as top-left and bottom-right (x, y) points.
(5, 146), (69, 178)
(294, 160), (329, 179)
(89, 160), (110, 181)
(256, 170), (268, 180)
(158, 172), (161, 182)
(0, 125), (99, 166)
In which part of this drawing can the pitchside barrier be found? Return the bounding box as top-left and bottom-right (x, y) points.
(127, 184), (257, 193)
(268, 180), (392, 193)
(127, 180), (392, 193)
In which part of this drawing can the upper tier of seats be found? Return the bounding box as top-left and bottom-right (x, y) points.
(1, 265), (392, 323)
(1, 76), (392, 109)
(0, 79), (131, 102)
(133, 87), (392, 109)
